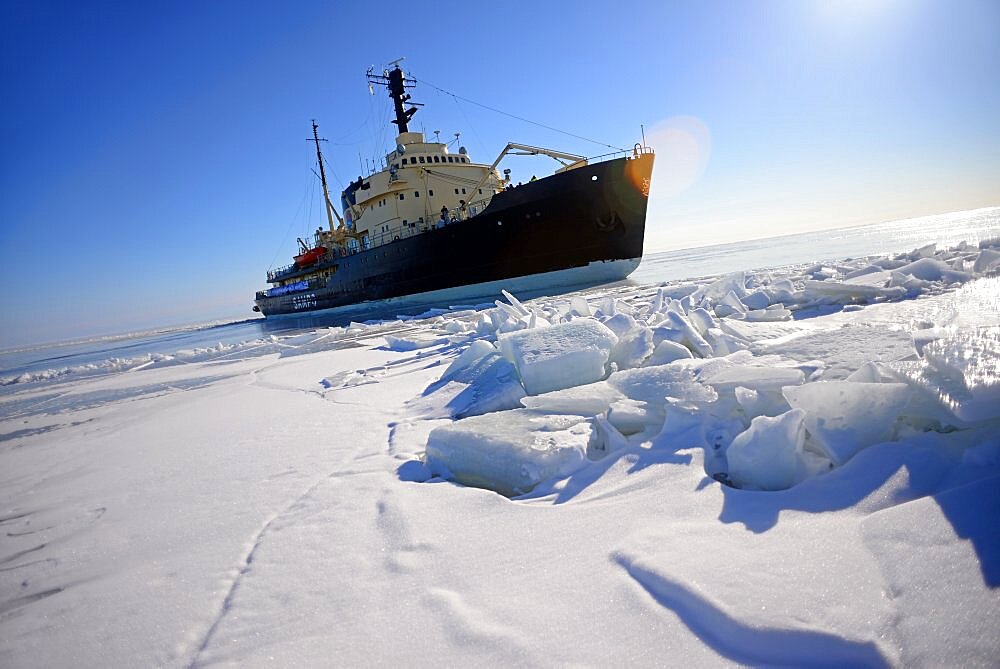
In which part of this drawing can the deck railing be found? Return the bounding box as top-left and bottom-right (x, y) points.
(266, 245), (356, 282)
(585, 145), (655, 164)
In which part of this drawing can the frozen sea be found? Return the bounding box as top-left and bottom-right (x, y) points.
(3, 206), (998, 383)
(1, 206), (998, 668)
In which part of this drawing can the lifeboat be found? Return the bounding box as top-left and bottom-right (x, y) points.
(293, 245), (327, 268)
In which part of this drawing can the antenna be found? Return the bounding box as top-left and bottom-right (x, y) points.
(434, 130), (440, 143)
(366, 59), (421, 134)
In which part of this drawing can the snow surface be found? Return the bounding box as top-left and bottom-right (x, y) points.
(2, 238), (999, 667)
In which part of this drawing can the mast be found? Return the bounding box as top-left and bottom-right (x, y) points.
(311, 120), (343, 232)
(367, 60), (420, 134)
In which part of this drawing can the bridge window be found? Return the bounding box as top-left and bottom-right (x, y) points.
(419, 156), (425, 163)
(414, 191), (420, 197)
(447, 156), (454, 163)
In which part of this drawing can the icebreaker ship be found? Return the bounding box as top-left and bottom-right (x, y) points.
(254, 62), (655, 317)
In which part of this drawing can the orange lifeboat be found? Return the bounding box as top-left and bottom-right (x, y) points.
(294, 245), (327, 268)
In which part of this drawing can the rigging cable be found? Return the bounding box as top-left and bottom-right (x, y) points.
(323, 155), (344, 198)
(376, 92), (392, 171)
(414, 77), (626, 152)
(365, 87), (380, 176)
(423, 168), (487, 186)
(448, 92), (489, 159)
(268, 172), (313, 271)
(328, 116), (372, 144)
(304, 175), (316, 241)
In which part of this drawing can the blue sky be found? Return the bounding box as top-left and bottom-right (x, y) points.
(1, 0), (998, 347)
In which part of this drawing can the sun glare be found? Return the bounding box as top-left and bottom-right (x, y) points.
(812, 0), (896, 24)
(645, 116), (712, 199)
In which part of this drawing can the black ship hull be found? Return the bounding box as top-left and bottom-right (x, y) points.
(256, 153), (653, 317)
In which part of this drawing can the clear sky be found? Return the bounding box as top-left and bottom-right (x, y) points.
(2, 0), (998, 348)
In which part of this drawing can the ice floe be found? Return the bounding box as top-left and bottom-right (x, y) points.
(425, 410), (595, 496)
(416, 237), (1000, 496)
(498, 318), (618, 395)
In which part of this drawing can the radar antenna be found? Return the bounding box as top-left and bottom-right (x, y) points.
(366, 59), (422, 134)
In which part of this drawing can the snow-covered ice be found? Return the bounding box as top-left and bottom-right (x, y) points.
(498, 318), (617, 395)
(425, 410), (594, 496)
(2, 234), (999, 667)
(726, 408), (820, 490)
(783, 381), (911, 465)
